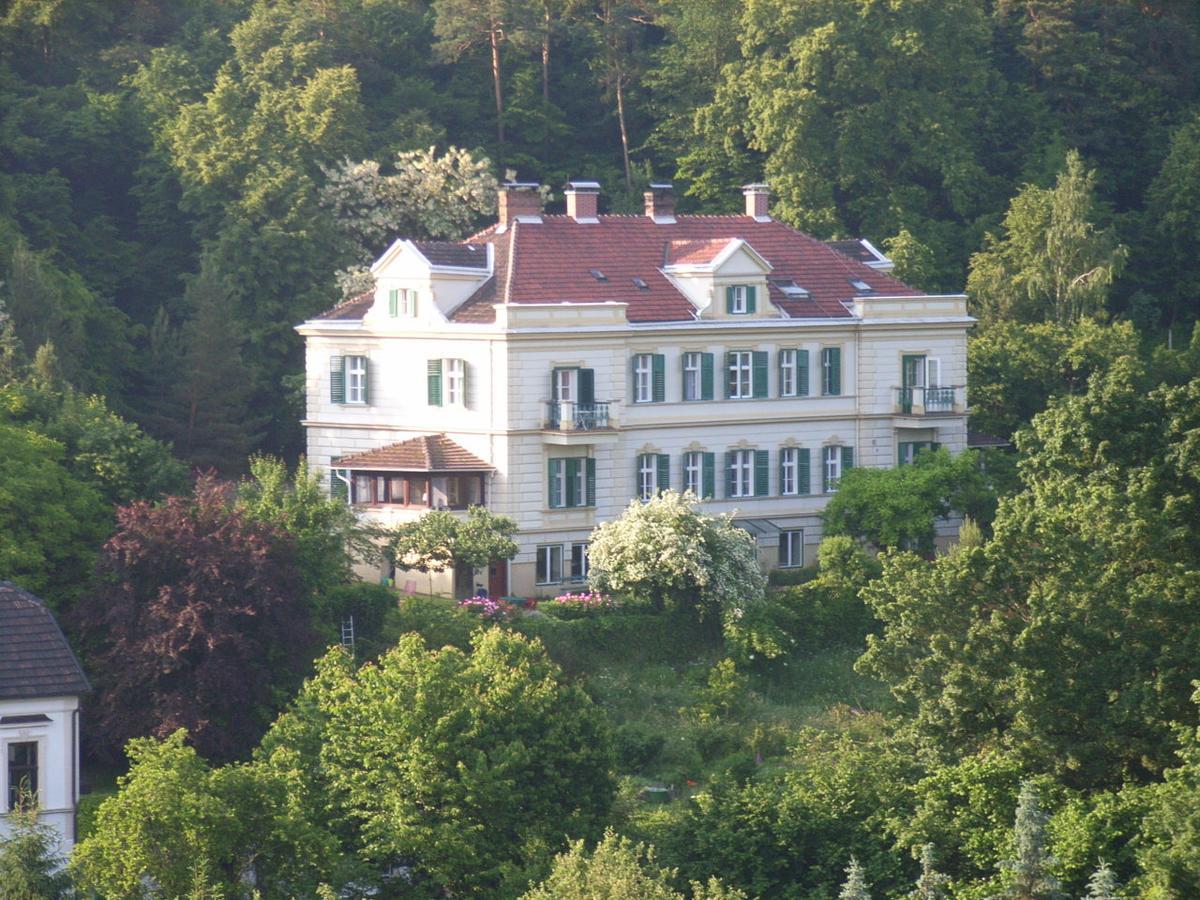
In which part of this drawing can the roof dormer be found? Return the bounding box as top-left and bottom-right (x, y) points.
(366, 239), (492, 328)
(661, 237), (777, 320)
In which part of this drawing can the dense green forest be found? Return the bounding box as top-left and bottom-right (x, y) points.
(1, 0), (1199, 461)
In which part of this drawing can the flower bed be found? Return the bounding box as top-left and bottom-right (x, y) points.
(544, 591), (619, 620)
(457, 595), (515, 622)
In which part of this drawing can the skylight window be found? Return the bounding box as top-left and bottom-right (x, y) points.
(632, 277), (649, 290)
(849, 278), (873, 293)
(770, 277), (810, 299)
(589, 268), (608, 282)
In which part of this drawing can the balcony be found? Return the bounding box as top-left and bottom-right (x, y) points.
(895, 385), (963, 416)
(545, 400), (614, 431)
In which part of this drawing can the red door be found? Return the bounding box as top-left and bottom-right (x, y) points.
(488, 560), (508, 598)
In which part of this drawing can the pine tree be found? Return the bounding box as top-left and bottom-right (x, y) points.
(172, 258), (267, 474)
(999, 781), (1062, 900)
(0, 803), (73, 899)
(909, 844), (950, 899)
(1082, 860), (1118, 900)
(839, 856), (871, 900)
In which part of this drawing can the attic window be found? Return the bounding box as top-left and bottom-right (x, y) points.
(632, 277), (649, 290)
(849, 278), (873, 294)
(589, 268), (608, 282)
(770, 277), (810, 299)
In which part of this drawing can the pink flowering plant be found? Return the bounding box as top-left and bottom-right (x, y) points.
(457, 595), (514, 622)
(547, 590), (619, 619)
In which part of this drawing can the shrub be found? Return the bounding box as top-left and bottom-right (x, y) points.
(547, 591), (620, 619)
(458, 594), (515, 621)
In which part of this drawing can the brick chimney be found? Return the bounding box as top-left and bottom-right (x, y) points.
(644, 183), (676, 223)
(498, 182), (543, 227)
(564, 180), (600, 223)
(743, 183), (770, 221)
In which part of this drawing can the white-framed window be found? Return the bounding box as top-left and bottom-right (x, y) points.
(684, 451), (703, 496)
(778, 530), (804, 568)
(445, 358), (465, 406)
(683, 352), (702, 401)
(388, 288), (418, 317)
(780, 447), (798, 495)
(824, 445), (841, 492)
(554, 367), (577, 402)
(6, 739), (38, 811)
(548, 458), (590, 509)
(634, 354), (653, 403)
(536, 545), (563, 584)
(347, 355), (368, 404)
(638, 453), (658, 501)
(730, 284), (749, 314)
(780, 349), (798, 397)
(569, 542), (589, 582)
(730, 449), (754, 498)
(728, 351), (753, 399)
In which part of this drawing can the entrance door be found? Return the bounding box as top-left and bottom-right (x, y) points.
(454, 563), (475, 599)
(488, 559), (508, 598)
(901, 354), (926, 413)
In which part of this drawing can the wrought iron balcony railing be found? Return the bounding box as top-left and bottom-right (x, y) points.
(895, 385), (961, 415)
(545, 400), (613, 431)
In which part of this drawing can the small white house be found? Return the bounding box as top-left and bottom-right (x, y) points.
(0, 581), (89, 854)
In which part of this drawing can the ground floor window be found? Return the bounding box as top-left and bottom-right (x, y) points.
(536, 545), (564, 584)
(7, 741), (37, 810)
(569, 542), (589, 583)
(778, 530), (804, 568)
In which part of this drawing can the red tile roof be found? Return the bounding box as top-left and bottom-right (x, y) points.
(318, 215), (922, 325)
(316, 290), (374, 320)
(333, 434), (493, 471)
(0, 582), (90, 700)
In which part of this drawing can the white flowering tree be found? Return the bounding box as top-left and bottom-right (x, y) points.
(587, 491), (777, 655)
(320, 146), (498, 296)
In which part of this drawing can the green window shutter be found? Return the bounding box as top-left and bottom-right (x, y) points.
(656, 454), (670, 493)
(725, 451), (735, 497)
(842, 445), (854, 473)
(702, 452), (715, 499)
(410, 290), (418, 317)
(427, 359), (443, 406)
(752, 351), (768, 398)
(459, 360), (467, 409)
(797, 350), (810, 396)
(566, 458), (580, 506)
(725, 285), (735, 314)
(724, 352), (735, 399)
(797, 448), (810, 495)
(824, 347), (842, 395)
(651, 354), (665, 402)
(680, 354), (689, 401)
(586, 458), (596, 506)
(701, 353), (714, 400)
(329, 356), (345, 404)
(549, 460), (562, 508)
(746, 285), (757, 313)
(361, 358), (371, 405)
(754, 449), (769, 496)
(631, 356), (639, 400)
(931, 441), (941, 453)
(579, 368), (595, 404)
(635, 456), (642, 499)
(899, 442), (911, 466)
(388, 289), (399, 317)
(329, 468), (348, 502)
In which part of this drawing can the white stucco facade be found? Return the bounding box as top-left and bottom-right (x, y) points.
(0, 694), (82, 854)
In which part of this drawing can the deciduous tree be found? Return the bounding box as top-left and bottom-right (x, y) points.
(73, 475), (315, 761)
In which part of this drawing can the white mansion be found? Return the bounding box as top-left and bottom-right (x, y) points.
(298, 182), (971, 597)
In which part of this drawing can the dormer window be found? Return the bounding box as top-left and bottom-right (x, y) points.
(388, 288), (418, 317)
(726, 284), (757, 315)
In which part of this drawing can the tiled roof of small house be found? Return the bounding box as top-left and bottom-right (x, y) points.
(316, 290), (374, 320)
(413, 241), (489, 269)
(0, 582), (90, 701)
(333, 434), (493, 471)
(317, 214), (921, 325)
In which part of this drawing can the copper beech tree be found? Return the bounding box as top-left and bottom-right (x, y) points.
(74, 474), (316, 761)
